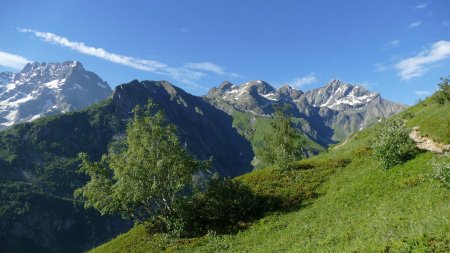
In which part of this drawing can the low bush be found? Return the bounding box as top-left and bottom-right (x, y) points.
(371, 119), (418, 170)
(432, 154), (450, 188)
(432, 76), (450, 104)
(352, 145), (373, 157)
(173, 175), (264, 237)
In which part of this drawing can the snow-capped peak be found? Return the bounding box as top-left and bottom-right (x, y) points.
(0, 61), (112, 129)
(306, 79), (379, 109)
(215, 80), (277, 101)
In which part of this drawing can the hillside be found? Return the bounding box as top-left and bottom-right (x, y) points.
(91, 97), (450, 252)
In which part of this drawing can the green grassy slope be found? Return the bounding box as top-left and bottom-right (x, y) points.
(403, 100), (450, 144)
(91, 99), (450, 253)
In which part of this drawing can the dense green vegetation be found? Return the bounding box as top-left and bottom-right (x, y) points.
(91, 90), (450, 252)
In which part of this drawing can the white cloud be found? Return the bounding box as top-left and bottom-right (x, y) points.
(443, 21), (450, 27)
(408, 21), (422, 29)
(415, 90), (431, 96)
(414, 3), (427, 9)
(0, 51), (31, 69)
(395, 40), (450, 80)
(291, 73), (318, 88)
(18, 28), (212, 89)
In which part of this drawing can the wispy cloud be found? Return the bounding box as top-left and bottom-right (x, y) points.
(414, 3), (427, 9)
(395, 40), (450, 80)
(408, 21), (422, 29)
(18, 28), (230, 89)
(415, 90), (431, 96)
(290, 73), (318, 88)
(382, 40), (400, 50)
(180, 28), (189, 33)
(0, 51), (31, 70)
(443, 21), (450, 27)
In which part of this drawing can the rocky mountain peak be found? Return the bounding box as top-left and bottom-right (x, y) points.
(217, 81), (235, 91)
(305, 80), (379, 109)
(243, 80), (276, 95)
(276, 84), (303, 100)
(0, 61), (112, 129)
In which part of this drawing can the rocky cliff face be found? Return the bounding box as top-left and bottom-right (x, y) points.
(0, 61), (112, 130)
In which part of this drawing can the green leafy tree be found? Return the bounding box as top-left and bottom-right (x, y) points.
(371, 119), (418, 170)
(257, 104), (305, 170)
(432, 76), (450, 104)
(74, 100), (210, 232)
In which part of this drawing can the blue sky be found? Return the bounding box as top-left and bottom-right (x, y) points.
(1, 0), (450, 105)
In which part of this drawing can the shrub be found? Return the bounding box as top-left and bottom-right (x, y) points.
(371, 119), (418, 170)
(401, 111), (415, 120)
(432, 76), (450, 104)
(174, 175), (264, 237)
(353, 145), (373, 157)
(432, 154), (450, 188)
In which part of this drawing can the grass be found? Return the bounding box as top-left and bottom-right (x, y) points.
(91, 100), (450, 252)
(403, 98), (450, 144)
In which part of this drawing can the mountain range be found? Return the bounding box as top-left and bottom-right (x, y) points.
(206, 79), (406, 145)
(0, 61), (407, 253)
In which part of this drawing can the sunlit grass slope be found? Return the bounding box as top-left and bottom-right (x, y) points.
(91, 99), (450, 253)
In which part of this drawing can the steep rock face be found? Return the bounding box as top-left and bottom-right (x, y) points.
(0, 61), (112, 130)
(206, 79), (406, 144)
